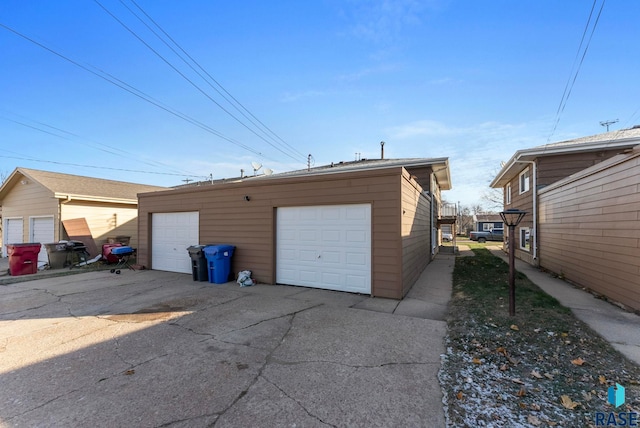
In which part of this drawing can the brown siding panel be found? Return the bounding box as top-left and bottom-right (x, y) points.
(539, 152), (640, 311)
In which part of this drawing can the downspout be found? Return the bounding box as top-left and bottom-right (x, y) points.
(515, 160), (538, 263)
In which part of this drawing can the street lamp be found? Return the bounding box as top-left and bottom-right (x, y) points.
(500, 208), (527, 316)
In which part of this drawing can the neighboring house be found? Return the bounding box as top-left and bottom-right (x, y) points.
(0, 168), (167, 260)
(137, 158), (452, 300)
(537, 145), (640, 311)
(491, 127), (640, 311)
(473, 214), (503, 232)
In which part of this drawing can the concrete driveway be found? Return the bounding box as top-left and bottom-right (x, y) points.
(0, 262), (450, 427)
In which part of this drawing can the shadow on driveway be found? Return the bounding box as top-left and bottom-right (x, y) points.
(1, 268), (447, 427)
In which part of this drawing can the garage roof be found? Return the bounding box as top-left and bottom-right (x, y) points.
(0, 168), (168, 204)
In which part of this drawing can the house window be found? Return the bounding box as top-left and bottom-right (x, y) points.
(506, 183), (511, 205)
(483, 223), (491, 231)
(519, 168), (530, 194)
(519, 227), (530, 251)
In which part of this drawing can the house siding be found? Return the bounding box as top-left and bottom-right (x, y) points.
(60, 202), (140, 247)
(537, 150), (626, 187)
(538, 151), (640, 311)
(505, 168), (535, 264)
(1, 181), (58, 244)
(401, 169), (431, 296)
(138, 168), (418, 299)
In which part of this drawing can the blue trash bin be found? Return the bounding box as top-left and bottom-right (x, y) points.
(203, 245), (235, 284)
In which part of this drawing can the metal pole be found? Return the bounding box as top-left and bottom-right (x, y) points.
(509, 224), (516, 316)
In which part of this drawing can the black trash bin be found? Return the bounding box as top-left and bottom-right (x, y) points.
(187, 245), (210, 281)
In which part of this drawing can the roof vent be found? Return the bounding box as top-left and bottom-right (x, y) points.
(632, 125), (640, 129)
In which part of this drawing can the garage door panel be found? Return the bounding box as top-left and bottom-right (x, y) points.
(151, 212), (198, 274)
(276, 204), (371, 294)
(31, 217), (54, 266)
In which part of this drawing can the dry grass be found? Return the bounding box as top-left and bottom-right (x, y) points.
(439, 248), (640, 427)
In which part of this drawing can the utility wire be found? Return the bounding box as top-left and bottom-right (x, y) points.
(0, 22), (275, 162)
(126, 0), (307, 161)
(1, 113), (192, 176)
(547, 0), (606, 143)
(0, 152), (206, 179)
(95, 0), (306, 164)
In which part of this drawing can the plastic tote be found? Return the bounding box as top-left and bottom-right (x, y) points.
(203, 245), (235, 284)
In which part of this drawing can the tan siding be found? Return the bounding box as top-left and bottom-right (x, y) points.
(401, 170), (431, 296)
(60, 202), (139, 247)
(2, 181), (58, 242)
(538, 153), (640, 311)
(537, 150), (625, 186)
(505, 170), (534, 263)
(139, 168), (405, 298)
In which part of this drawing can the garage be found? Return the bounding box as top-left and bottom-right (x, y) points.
(151, 212), (199, 274)
(276, 204), (371, 294)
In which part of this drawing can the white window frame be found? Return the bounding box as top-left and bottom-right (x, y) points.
(519, 168), (530, 194)
(519, 227), (531, 251)
(506, 183), (512, 205)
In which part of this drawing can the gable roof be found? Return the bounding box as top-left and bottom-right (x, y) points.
(475, 214), (503, 223)
(491, 127), (640, 188)
(0, 168), (168, 204)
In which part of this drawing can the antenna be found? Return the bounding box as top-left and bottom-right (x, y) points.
(600, 119), (618, 132)
(182, 178), (193, 184)
(251, 161), (262, 176)
(264, 168), (273, 176)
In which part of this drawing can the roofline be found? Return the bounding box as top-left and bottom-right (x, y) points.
(490, 139), (639, 188)
(54, 193), (138, 205)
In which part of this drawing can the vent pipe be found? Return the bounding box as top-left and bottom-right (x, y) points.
(380, 141), (385, 159)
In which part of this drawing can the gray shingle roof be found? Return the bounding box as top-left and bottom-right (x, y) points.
(12, 168), (167, 201)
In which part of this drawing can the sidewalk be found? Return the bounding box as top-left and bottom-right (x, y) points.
(488, 247), (640, 367)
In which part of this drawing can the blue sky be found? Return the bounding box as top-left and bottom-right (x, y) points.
(1, 0), (638, 207)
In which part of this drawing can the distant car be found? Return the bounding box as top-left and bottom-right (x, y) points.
(442, 233), (453, 242)
(469, 228), (504, 243)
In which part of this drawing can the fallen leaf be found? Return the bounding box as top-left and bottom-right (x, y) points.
(124, 369), (135, 375)
(530, 403), (541, 411)
(472, 357), (482, 365)
(512, 378), (525, 385)
(531, 370), (543, 379)
(534, 328), (541, 333)
(560, 395), (580, 410)
(517, 387), (527, 397)
(544, 373), (554, 380)
(582, 391), (593, 401)
(510, 324), (519, 331)
(500, 364), (509, 371)
(508, 356), (520, 365)
(456, 391), (464, 400)
(561, 332), (569, 337)
(519, 402), (527, 408)
(528, 415), (542, 426)
(599, 375), (607, 384)
(571, 357), (585, 366)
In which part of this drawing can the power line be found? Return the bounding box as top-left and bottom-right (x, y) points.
(94, 0), (306, 164)
(0, 152), (206, 179)
(1, 112), (192, 176)
(125, 0), (307, 161)
(0, 22), (275, 162)
(547, 0), (606, 142)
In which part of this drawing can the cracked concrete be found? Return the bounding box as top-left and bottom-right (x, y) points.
(0, 255), (453, 427)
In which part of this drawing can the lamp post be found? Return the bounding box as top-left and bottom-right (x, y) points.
(500, 208), (527, 316)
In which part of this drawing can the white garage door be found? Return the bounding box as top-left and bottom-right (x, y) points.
(276, 204), (371, 294)
(30, 216), (55, 266)
(3, 218), (23, 257)
(151, 212), (199, 274)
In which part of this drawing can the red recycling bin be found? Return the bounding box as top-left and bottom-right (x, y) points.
(7, 243), (42, 276)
